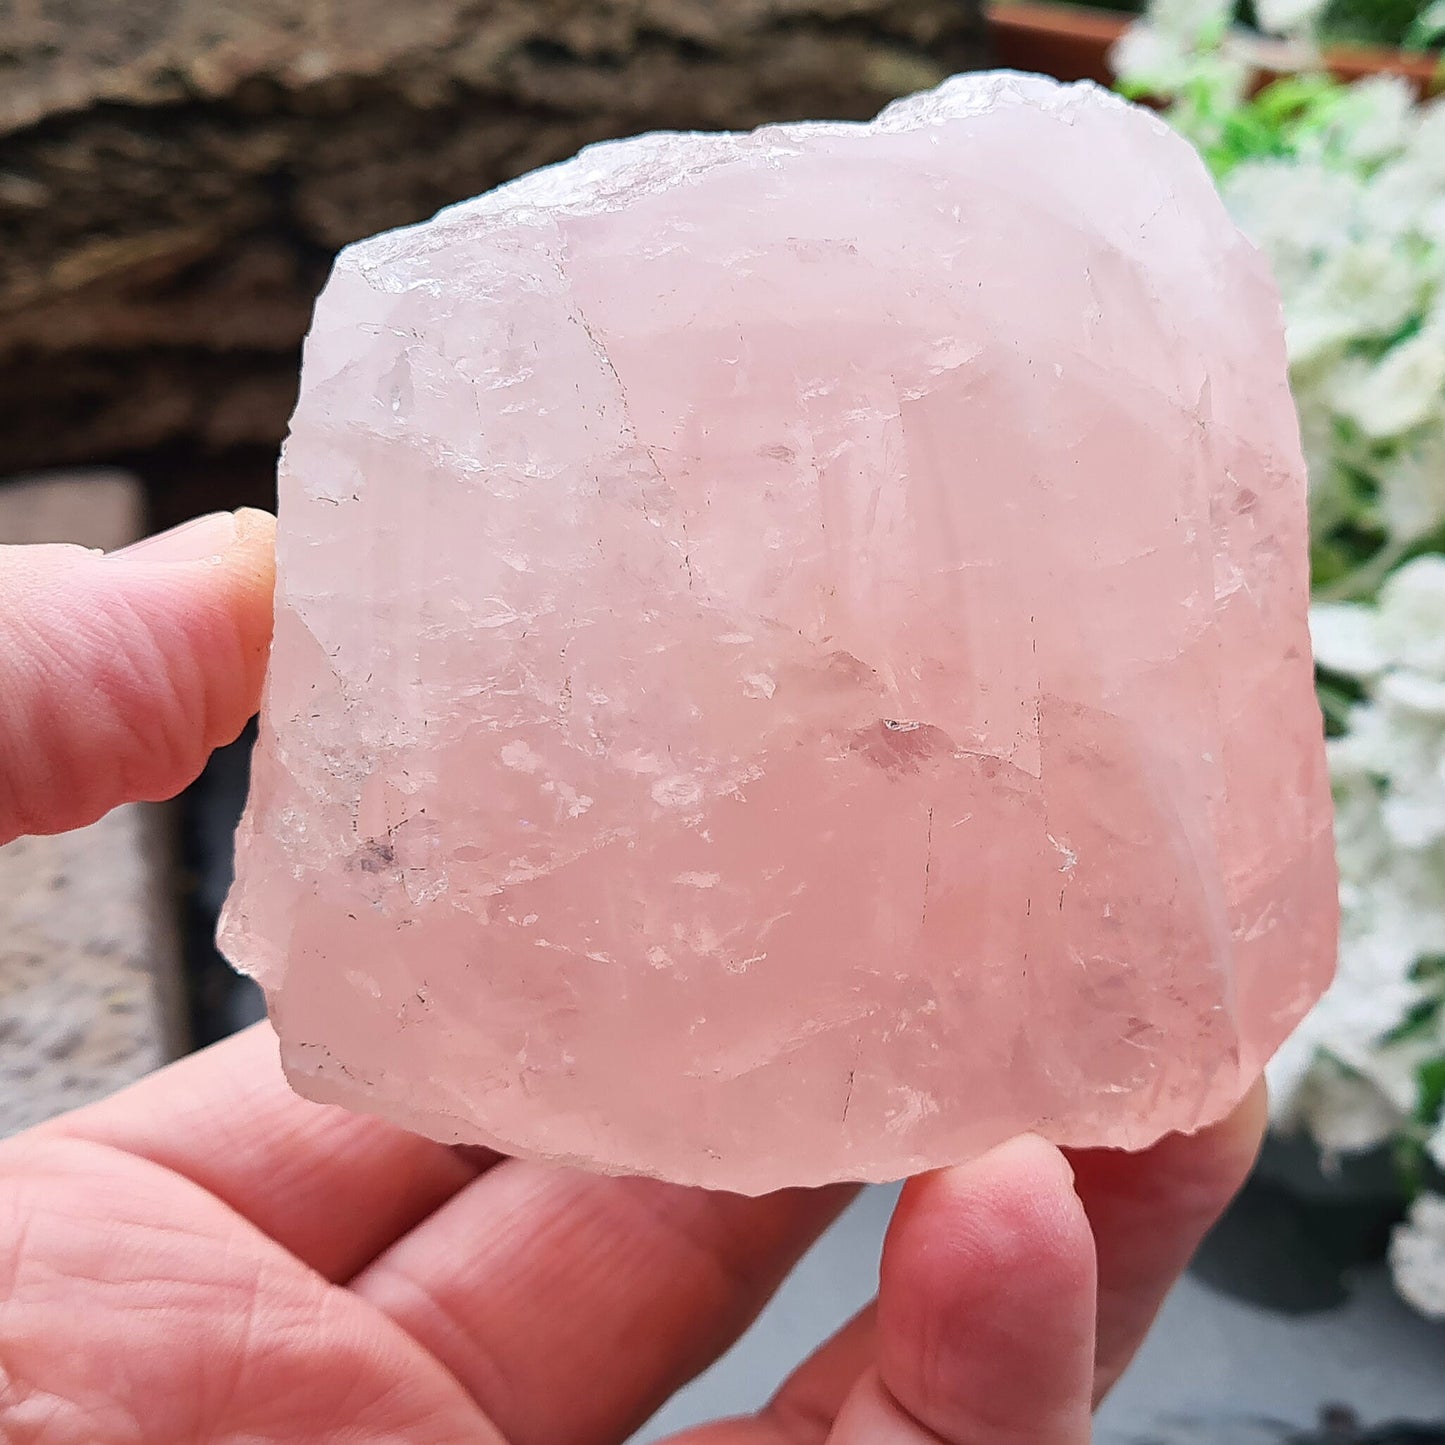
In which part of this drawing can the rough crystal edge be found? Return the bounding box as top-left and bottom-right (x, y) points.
(276, 1043), (1248, 1196)
(343, 70), (1185, 289)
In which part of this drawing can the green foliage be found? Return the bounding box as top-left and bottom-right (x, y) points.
(1031, 0), (1441, 50)
(1119, 2), (1445, 1309)
(1322, 0), (1435, 47)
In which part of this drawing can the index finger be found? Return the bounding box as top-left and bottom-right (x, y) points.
(1069, 1079), (1268, 1401)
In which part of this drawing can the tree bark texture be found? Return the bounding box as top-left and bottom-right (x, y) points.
(0, 1), (989, 485)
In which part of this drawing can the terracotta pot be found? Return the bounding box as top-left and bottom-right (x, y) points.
(987, 1), (1123, 85)
(985, 1), (1440, 96)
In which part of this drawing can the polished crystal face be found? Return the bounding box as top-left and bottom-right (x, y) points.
(220, 72), (1337, 1194)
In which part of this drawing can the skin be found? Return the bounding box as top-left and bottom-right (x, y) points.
(0, 509), (1267, 1444)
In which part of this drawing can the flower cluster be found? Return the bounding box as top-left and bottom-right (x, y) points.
(1281, 561), (1445, 1161)
(1294, 561), (1445, 1315)
(1116, 3), (1445, 1312)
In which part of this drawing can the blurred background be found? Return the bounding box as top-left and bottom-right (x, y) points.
(3, 2), (1445, 1440)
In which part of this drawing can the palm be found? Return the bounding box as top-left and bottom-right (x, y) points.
(1, 1024), (1262, 1445)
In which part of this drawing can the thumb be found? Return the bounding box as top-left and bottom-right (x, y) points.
(827, 1136), (1097, 1444)
(0, 508), (276, 845)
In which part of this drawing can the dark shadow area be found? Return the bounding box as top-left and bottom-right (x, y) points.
(1191, 1171), (1404, 1314)
(179, 721), (264, 1048)
(1122, 1412), (1445, 1443)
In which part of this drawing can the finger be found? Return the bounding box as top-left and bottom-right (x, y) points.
(676, 1309), (876, 1445)
(349, 1162), (855, 1445)
(648, 1139), (1097, 1445)
(693, 1090), (1268, 1445)
(34, 1022), (493, 1282)
(0, 507), (275, 843)
(1067, 1079), (1267, 1400)
(840, 1137), (1095, 1445)
(764, 1308), (875, 1440)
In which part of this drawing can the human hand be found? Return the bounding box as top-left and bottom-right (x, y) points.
(0, 510), (1266, 1444)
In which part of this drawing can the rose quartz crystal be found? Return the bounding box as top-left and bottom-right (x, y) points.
(220, 71), (1337, 1193)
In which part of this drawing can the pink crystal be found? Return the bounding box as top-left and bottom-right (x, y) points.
(220, 72), (1337, 1193)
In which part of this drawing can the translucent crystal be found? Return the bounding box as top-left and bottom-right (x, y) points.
(220, 72), (1337, 1193)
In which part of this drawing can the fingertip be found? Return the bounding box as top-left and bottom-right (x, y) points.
(1221, 1077), (1269, 1171)
(878, 1136), (1096, 1444)
(0, 509), (277, 841)
(203, 507), (278, 744)
(887, 1135), (1095, 1327)
(231, 508), (279, 580)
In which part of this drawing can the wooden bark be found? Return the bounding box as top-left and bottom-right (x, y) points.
(0, 0), (987, 481)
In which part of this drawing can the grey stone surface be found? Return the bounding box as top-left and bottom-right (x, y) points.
(635, 1186), (897, 1442)
(0, 468), (144, 550)
(1101, 1268), (1445, 1441)
(632, 1185), (1445, 1443)
(0, 470), (185, 1134)
(0, 809), (185, 1132)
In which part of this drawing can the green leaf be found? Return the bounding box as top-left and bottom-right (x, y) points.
(1315, 671), (1363, 734)
(1321, 0), (1440, 48)
(1416, 1056), (1445, 1126)
(1413, 954), (1445, 982)
(1397, 1133), (1428, 1197)
(1386, 996), (1443, 1044)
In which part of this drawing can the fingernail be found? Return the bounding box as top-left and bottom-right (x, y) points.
(108, 511), (239, 564)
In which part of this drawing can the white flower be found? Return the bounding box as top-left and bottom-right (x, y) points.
(1377, 556), (1445, 675)
(1222, 161), (1359, 293)
(1254, 0), (1328, 33)
(1290, 561), (1445, 1213)
(1289, 1055), (1407, 1155)
(1111, 24), (1191, 87)
(1324, 77), (1418, 167)
(1405, 94), (1445, 183)
(1414, 0), (1445, 53)
(1327, 925), (1428, 1042)
(1310, 602), (1383, 675)
(1379, 670), (1445, 716)
(1380, 735), (1445, 848)
(1300, 403), (1360, 533)
(1272, 1008), (1427, 1144)
(1267, 1026), (1327, 1120)
(1368, 156), (1445, 244)
(1125, 0), (1445, 1319)
(1391, 1194), (1445, 1317)
(1284, 310), (1352, 369)
(1332, 698), (1432, 779)
(1420, 196), (1445, 254)
(1377, 428), (1445, 543)
(1385, 789), (1445, 851)
(1357, 1037), (1437, 1116)
(1332, 326), (1445, 441)
(1329, 769), (1393, 880)
(1384, 847), (1445, 950)
(1430, 1117), (1445, 1173)
(1149, 0), (1234, 37)
(1305, 240), (1422, 346)
(1111, 22), (1251, 125)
